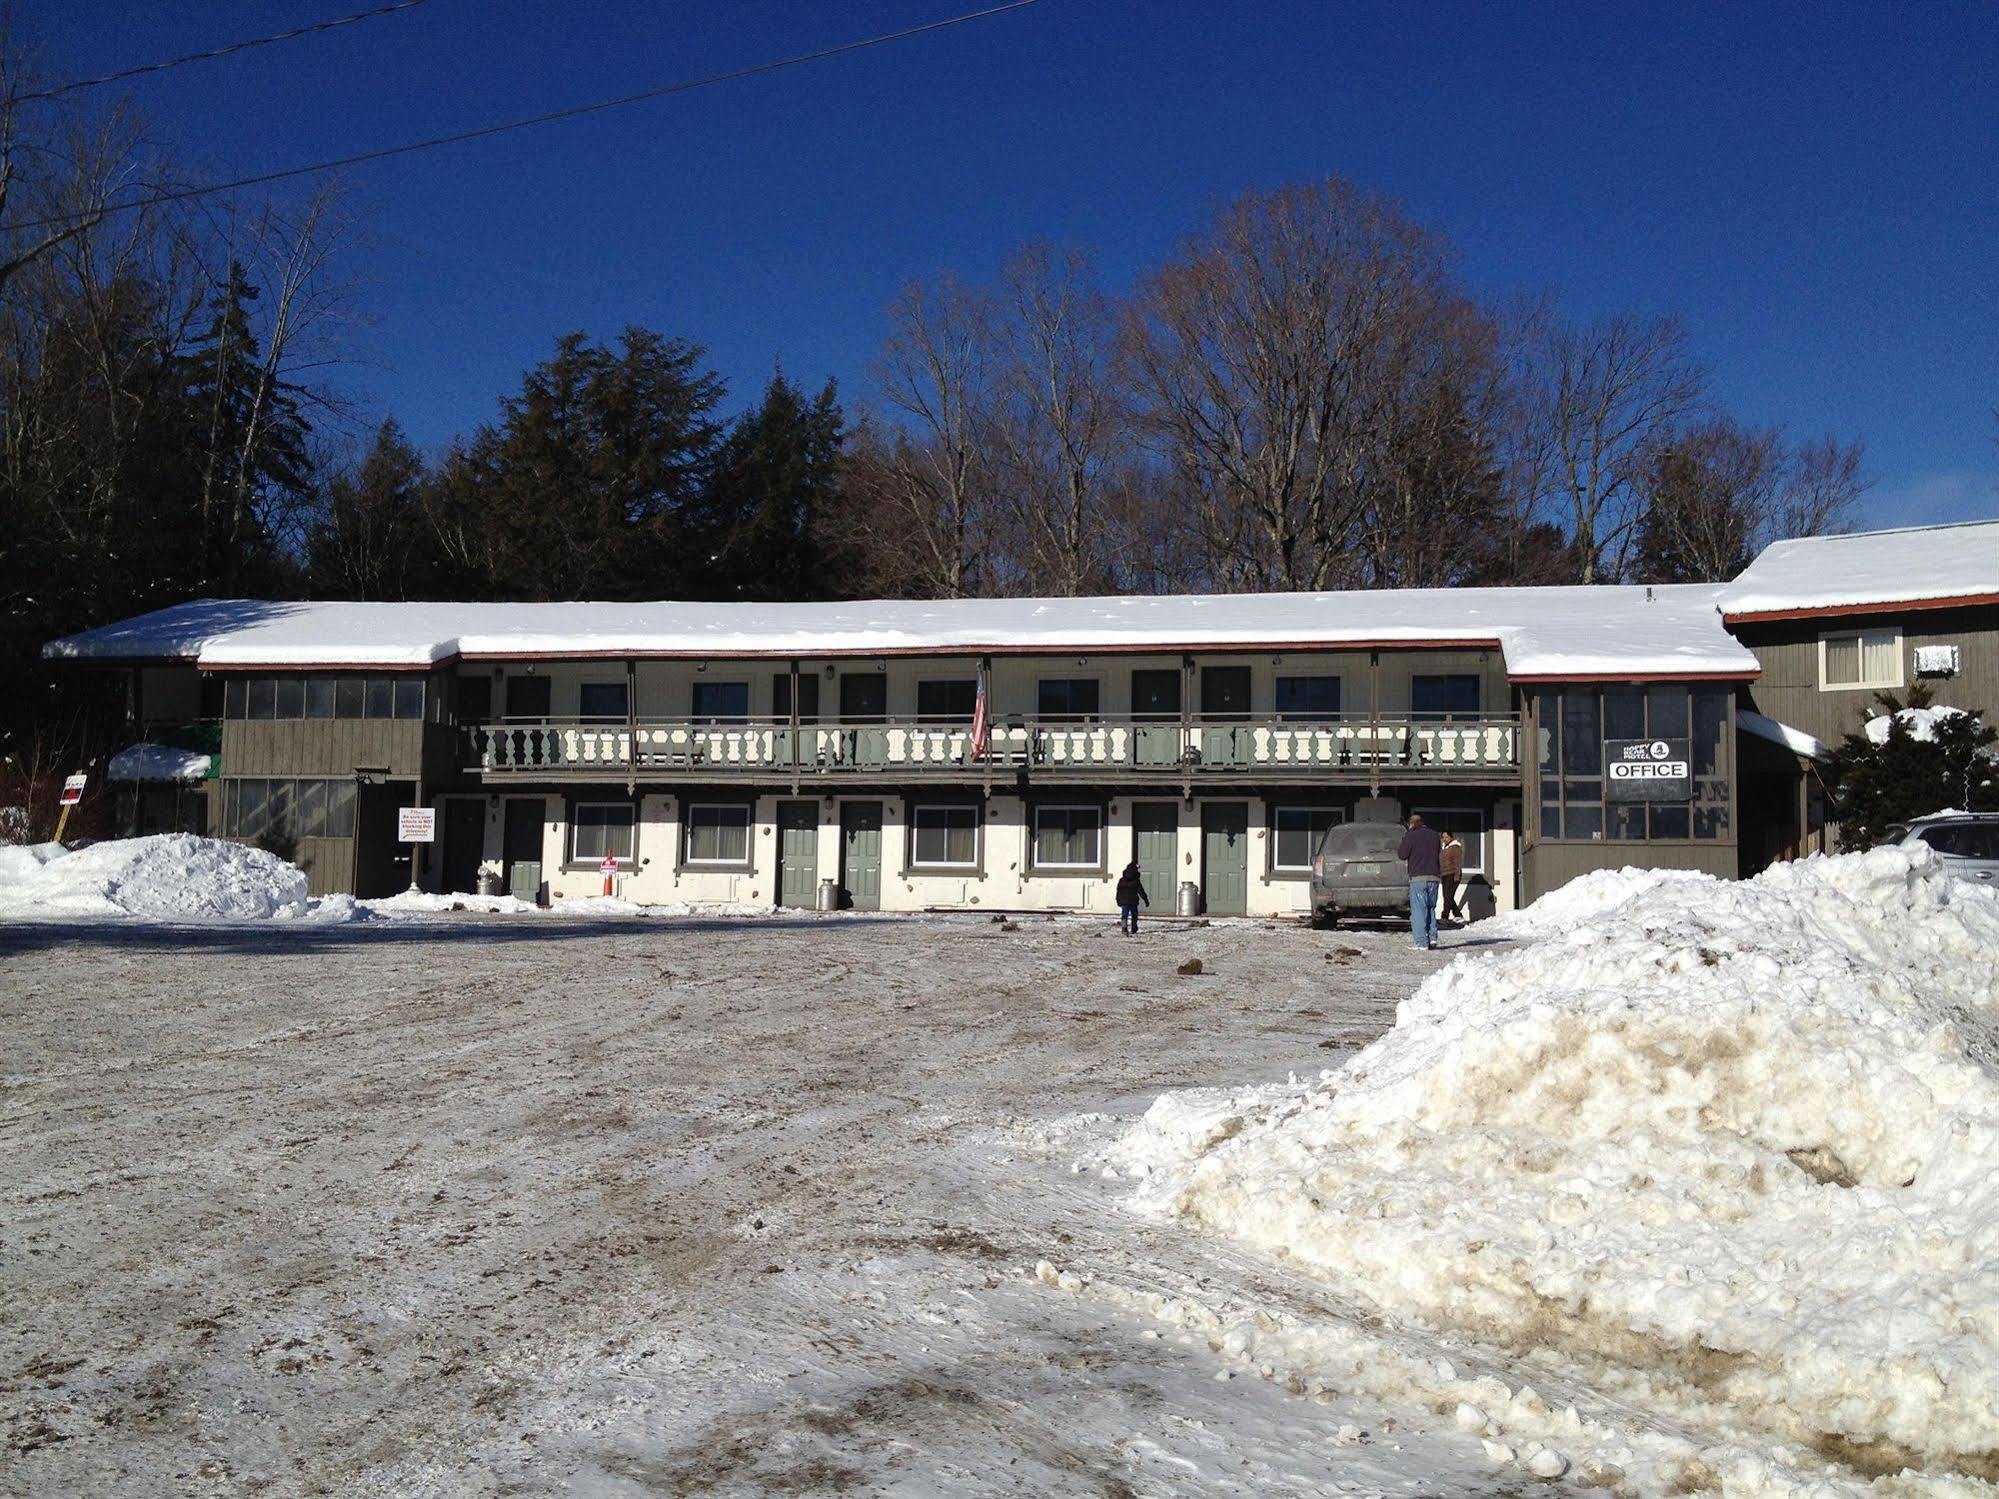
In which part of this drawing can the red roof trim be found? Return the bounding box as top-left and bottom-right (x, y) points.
(1723, 592), (1999, 624)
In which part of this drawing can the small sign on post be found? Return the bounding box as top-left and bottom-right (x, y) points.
(397, 807), (436, 843)
(600, 852), (619, 897)
(53, 771), (88, 843)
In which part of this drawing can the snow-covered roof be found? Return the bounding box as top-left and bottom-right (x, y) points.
(1719, 520), (1999, 620)
(1736, 709), (1828, 762)
(43, 584), (1758, 680)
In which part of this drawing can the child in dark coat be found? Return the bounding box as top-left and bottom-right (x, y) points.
(1115, 861), (1149, 935)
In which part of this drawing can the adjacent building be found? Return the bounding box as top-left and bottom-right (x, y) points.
(43, 521), (1998, 915)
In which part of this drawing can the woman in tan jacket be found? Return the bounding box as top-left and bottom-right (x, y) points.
(1439, 830), (1466, 924)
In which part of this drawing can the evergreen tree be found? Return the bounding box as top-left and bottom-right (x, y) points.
(305, 420), (431, 599)
(1824, 683), (1999, 848)
(697, 372), (844, 600)
(181, 260), (313, 592)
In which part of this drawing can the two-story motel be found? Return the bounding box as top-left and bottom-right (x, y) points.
(43, 521), (1999, 916)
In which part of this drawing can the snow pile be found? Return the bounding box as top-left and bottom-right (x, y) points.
(362, 890), (789, 919)
(1483, 863), (1706, 937)
(106, 742), (213, 782)
(1117, 847), (1999, 1476)
(0, 834), (313, 921)
(1865, 703), (1968, 744)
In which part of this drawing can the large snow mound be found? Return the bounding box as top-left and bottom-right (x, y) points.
(1118, 848), (1999, 1475)
(0, 834), (314, 921)
(1482, 863), (1708, 937)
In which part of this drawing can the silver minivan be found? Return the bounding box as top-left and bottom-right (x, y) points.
(1885, 813), (1999, 887)
(1310, 820), (1410, 926)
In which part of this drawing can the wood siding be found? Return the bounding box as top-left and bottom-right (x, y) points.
(1736, 604), (1999, 749)
(224, 719), (428, 777)
(1522, 840), (1736, 902)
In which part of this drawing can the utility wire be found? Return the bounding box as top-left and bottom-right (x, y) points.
(0, 1), (1039, 234)
(14, 0), (433, 105)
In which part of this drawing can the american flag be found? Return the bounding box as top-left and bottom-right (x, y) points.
(970, 662), (990, 760)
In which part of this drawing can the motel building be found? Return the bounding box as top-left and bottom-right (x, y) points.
(43, 522), (1998, 918)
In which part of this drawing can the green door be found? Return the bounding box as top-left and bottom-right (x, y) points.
(503, 798), (543, 903)
(1132, 802), (1179, 917)
(778, 801), (819, 908)
(840, 801), (883, 911)
(1201, 802), (1249, 916)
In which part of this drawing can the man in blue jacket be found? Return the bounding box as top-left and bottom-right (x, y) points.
(1398, 813), (1443, 951)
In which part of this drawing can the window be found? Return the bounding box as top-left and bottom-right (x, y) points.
(690, 680), (749, 724)
(1272, 806), (1343, 872)
(1033, 805), (1102, 869)
(685, 803), (751, 865)
(224, 678), (247, 720)
(1413, 807), (1486, 874)
(916, 678), (978, 723)
(336, 677), (366, 718)
(911, 804), (979, 867)
(572, 802), (637, 865)
(506, 675), (550, 720)
(1038, 678), (1100, 722)
(1821, 629), (1902, 691)
(274, 678), (305, 719)
(772, 672), (820, 721)
(222, 777), (355, 842)
(1131, 669), (1180, 721)
(839, 674), (887, 723)
(1275, 676), (1341, 722)
(1200, 666), (1251, 721)
(579, 681), (629, 722)
(1920, 824), (1999, 859)
(364, 678), (394, 719)
(393, 678), (425, 721)
(305, 677), (337, 719)
(1411, 674), (1481, 720)
(1536, 686), (1730, 841)
(248, 678), (276, 720)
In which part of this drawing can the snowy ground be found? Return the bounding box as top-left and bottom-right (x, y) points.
(2, 911), (1533, 1497)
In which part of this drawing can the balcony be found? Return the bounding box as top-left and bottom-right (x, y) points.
(458, 714), (1521, 784)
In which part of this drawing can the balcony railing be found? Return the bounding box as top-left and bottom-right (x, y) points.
(459, 714), (1521, 782)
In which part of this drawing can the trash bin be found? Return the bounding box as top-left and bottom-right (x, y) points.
(476, 869), (499, 897)
(816, 877), (841, 912)
(1177, 880), (1201, 917)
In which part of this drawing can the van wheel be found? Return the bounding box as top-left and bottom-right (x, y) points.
(1310, 905), (1337, 930)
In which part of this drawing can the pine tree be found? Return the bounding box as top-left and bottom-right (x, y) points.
(697, 372), (844, 600)
(305, 420), (431, 599)
(1824, 683), (1999, 848)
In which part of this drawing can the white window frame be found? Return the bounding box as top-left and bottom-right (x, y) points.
(570, 801), (637, 867)
(1413, 806), (1486, 875)
(1270, 805), (1345, 873)
(1031, 803), (1104, 871)
(1817, 628), (1903, 692)
(682, 801), (752, 868)
(910, 803), (981, 870)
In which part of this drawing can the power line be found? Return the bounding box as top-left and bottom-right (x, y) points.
(13, 0), (434, 105)
(0, 0), (1039, 233)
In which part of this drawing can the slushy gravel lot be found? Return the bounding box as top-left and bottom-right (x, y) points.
(2, 912), (1524, 1497)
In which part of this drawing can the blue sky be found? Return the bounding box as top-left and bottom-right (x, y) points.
(31, 0), (1999, 527)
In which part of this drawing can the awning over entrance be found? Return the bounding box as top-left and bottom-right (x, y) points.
(1736, 709), (1827, 762)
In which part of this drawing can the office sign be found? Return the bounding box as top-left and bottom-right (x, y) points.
(397, 807), (436, 843)
(1605, 738), (1691, 802)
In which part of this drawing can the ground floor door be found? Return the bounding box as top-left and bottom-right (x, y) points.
(1131, 802), (1179, 917)
(840, 801), (883, 911)
(354, 782), (417, 899)
(503, 798), (544, 903)
(1739, 770), (1802, 878)
(1201, 801), (1249, 916)
(778, 800), (819, 908)
(440, 799), (485, 895)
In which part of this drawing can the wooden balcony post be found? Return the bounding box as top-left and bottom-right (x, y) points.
(788, 657), (801, 795)
(625, 658), (638, 794)
(1368, 650), (1381, 797)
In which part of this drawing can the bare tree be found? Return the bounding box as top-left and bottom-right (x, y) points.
(1773, 433), (1866, 541)
(1124, 179), (1477, 592)
(985, 242), (1127, 594)
(864, 275), (1002, 596)
(1523, 311), (1707, 582)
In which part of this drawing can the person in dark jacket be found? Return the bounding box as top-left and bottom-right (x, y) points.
(1439, 829), (1467, 924)
(1115, 861), (1149, 935)
(1397, 814), (1443, 950)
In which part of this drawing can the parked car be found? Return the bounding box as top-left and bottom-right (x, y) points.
(1310, 820), (1410, 926)
(1883, 812), (1999, 886)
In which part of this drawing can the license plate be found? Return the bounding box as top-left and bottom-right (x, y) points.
(1348, 862), (1386, 879)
